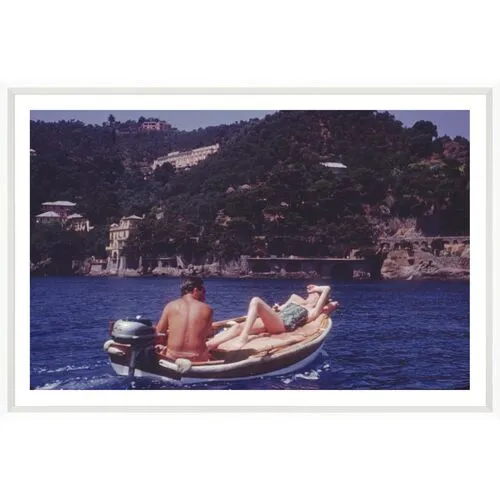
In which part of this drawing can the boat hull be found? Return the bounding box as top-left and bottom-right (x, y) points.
(105, 317), (332, 385)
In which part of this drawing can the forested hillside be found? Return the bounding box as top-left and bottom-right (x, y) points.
(30, 111), (469, 272)
(30, 117), (252, 222)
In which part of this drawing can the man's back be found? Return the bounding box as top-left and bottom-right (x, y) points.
(162, 295), (213, 360)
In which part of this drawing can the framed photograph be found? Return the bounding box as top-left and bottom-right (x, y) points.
(7, 87), (492, 411)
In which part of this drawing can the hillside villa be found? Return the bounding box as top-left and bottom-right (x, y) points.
(35, 201), (92, 232)
(151, 144), (220, 171)
(105, 215), (144, 273)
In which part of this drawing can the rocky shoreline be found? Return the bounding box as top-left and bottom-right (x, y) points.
(31, 246), (469, 281)
(380, 246), (469, 281)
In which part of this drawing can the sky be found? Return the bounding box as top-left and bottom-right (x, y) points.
(30, 109), (470, 139)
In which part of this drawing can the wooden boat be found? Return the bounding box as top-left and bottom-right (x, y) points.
(103, 313), (333, 384)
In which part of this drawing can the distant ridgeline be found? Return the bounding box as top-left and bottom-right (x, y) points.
(30, 111), (469, 278)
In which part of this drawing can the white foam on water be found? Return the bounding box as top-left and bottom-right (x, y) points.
(295, 370), (320, 381)
(37, 381), (62, 390)
(43, 364), (89, 374)
(34, 359), (108, 375)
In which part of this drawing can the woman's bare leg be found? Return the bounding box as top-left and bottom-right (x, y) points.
(207, 317), (269, 350)
(206, 323), (243, 349)
(236, 297), (285, 346)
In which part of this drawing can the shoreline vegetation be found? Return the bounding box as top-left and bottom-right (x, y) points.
(32, 242), (470, 281)
(30, 111), (469, 281)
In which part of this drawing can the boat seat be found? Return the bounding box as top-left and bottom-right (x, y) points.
(213, 313), (329, 357)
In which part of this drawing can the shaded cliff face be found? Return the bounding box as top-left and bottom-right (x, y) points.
(381, 244), (469, 280)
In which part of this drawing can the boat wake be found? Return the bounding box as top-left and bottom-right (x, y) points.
(37, 381), (63, 390)
(32, 349), (334, 391)
(281, 359), (332, 386)
(34, 364), (93, 374)
(294, 370), (320, 381)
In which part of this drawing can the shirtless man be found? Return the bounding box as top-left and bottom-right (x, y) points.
(155, 277), (213, 361)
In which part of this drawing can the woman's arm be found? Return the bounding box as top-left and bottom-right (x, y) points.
(273, 295), (291, 311)
(308, 285), (331, 321)
(275, 293), (307, 311)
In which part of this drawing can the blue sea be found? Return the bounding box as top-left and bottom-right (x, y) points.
(30, 277), (470, 390)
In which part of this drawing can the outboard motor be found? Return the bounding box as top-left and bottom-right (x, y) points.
(110, 317), (156, 376)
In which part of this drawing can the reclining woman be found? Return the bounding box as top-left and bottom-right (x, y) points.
(207, 284), (338, 351)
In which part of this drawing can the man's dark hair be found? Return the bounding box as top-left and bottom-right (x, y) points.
(181, 277), (205, 296)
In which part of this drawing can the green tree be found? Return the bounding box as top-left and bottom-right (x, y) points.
(153, 162), (175, 185)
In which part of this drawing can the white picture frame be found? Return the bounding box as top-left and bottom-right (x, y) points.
(7, 86), (493, 412)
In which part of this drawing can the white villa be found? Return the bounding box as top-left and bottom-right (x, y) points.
(151, 144), (220, 171)
(105, 215), (144, 273)
(66, 213), (92, 232)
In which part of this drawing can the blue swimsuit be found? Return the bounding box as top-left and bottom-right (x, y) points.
(279, 303), (309, 332)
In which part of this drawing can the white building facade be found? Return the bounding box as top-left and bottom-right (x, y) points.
(105, 215), (143, 273)
(152, 144), (220, 171)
